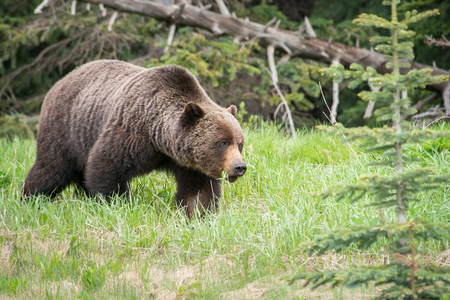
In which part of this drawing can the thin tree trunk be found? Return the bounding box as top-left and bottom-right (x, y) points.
(391, 0), (406, 225)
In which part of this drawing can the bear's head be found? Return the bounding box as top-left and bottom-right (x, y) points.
(180, 102), (246, 182)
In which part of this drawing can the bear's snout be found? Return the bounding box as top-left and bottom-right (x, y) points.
(233, 162), (247, 176)
(225, 153), (246, 182)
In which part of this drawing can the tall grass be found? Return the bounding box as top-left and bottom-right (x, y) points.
(0, 122), (448, 298)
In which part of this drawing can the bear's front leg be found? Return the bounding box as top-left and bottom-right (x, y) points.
(84, 134), (134, 199)
(84, 152), (131, 199)
(173, 167), (221, 218)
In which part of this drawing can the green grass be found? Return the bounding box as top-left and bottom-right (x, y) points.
(0, 122), (449, 298)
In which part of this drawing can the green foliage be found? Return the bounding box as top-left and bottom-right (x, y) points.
(0, 274), (26, 295)
(0, 115), (34, 139)
(81, 264), (107, 292)
(0, 7), (160, 114)
(354, 9), (440, 62)
(293, 1), (450, 299)
(399, 0), (450, 69)
(313, 0), (449, 126)
(145, 31), (320, 117)
(268, 60), (320, 111)
(236, 101), (249, 123)
(147, 32), (260, 87)
(314, 0), (449, 69)
(36, 252), (81, 281)
(0, 170), (12, 188)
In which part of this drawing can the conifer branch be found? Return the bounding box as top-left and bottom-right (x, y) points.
(296, 2), (450, 297)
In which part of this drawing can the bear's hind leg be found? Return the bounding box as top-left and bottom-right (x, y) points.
(173, 166), (222, 219)
(22, 159), (76, 198)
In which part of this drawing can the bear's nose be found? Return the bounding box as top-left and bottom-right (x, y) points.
(233, 163), (247, 176)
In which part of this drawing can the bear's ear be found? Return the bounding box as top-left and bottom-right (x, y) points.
(227, 105), (237, 118)
(180, 102), (205, 128)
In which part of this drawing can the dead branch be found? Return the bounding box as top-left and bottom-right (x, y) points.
(425, 35), (450, 48)
(267, 69), (296, 137)
(0, 25), (136, 100)
(304, 16), (316, 38)
(99, 3), (107, 16)
(35, 0), (56, 14)
(402, 90), (408, 110)
(443, 84), (450, 115)
(413, 93), (438, 112)
(363, 101), (375, 119)
(412, 105), (442, 119)
(363, 80), (381, 119)
(330, 59), (340, 123)
(215, 0), (230, 16)
(108, 11), (119, 31)
(267, 45), (278, 84)
(164, 24), (177, 54)
(71, 0), (77, 15)
(318, 82), (336, 125)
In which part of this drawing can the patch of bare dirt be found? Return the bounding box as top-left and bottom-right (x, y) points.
(143, 255), (235, 298)
(0, 242), (12, 274)
(220, 281), (268, 299)
(435, 249), (450, 267)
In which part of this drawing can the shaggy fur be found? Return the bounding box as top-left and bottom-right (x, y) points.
(23, 60), (246, 218)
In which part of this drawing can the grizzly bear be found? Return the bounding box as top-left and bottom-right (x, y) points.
(23, 60), (246, 218)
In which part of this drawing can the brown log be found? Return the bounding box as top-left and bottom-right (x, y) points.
(41, 0), (450, 96)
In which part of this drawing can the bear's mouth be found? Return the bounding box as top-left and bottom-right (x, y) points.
(227, 175), (239, 183)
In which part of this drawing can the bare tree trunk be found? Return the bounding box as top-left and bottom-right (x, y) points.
(363, 81), (380, 119)
(391, 3), (406, 245)
(330, 59), (340, 123)
(34, 0), (450, 97)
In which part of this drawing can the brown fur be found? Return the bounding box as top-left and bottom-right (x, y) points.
(23, 60), (246, 218)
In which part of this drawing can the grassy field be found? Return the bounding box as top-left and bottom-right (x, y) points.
(0, 122), (449, 299)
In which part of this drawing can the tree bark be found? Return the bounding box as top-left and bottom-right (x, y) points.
(39, 0), (450, 96)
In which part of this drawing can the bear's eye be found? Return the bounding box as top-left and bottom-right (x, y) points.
(238, 143), (244, 152)
(219, 141), (229, 150)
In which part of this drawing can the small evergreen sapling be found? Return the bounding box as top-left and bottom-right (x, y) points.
(290, 1), (450, 299)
